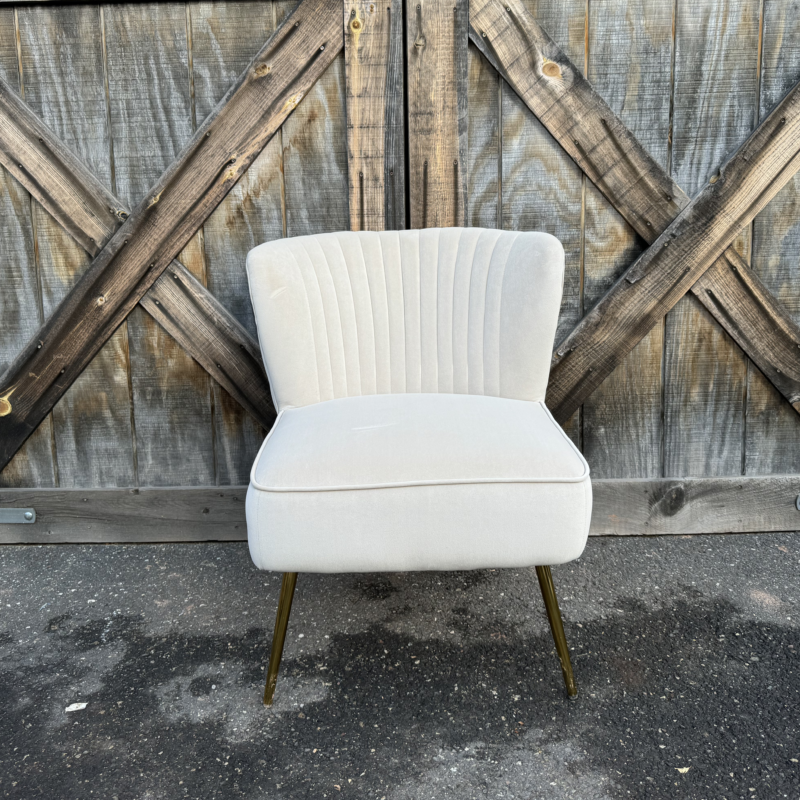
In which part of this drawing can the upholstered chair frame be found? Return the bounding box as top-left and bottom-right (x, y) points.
(245, 228), (591, 704)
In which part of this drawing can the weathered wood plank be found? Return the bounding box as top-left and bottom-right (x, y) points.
(745, 1), (800, 475)
(590, 475), (800, 536)
(0, 0), (342, 474)
(344, 0), (405, 231)
(103, 2), (215, 487)
(188, 1), (285, 484)
(467, 43), (500, 229)
(470, 0), (800, 417)
(581, 0), (673, 478)
(546, 79), (800, 425)
(0, 12), (56, 488)
(0, 72), (275, 434)
(471, 0), (682, 238)
(499, 0), (584, 444)
(663, 0), (759, 477)
(283, 51), (350, 236)
(2, 476), (798, 543)
(16, 5), (136, 488)
(0, 486), (248, 543)
(406, 0), (468, 228)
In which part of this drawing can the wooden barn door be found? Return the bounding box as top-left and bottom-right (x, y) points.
(2, 0), (800, 542)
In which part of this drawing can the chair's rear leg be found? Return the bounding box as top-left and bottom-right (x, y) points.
(263, 572), (298, 706)
(535, 565), (577, 698)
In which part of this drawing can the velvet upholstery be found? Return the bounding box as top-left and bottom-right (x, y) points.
(245, 229), (591, 572)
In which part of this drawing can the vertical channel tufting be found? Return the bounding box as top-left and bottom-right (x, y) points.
(435, 229), (459, 393)
(318, 235), (363, 397)
(288, 247), (323, 404)
(419, 229), (440, 392)
(335, 233), (377, 396)
(246, 228), (565, 410)
(301, 238), (347, 399)
(483, 232), (517, 397)
(292, 243), (334, 402)
(467, 230), (501, 395)
(451, 231), (480, 393)
(381, 231), (407, 393)
(370, 234), (392, 393)
(399, 232), (421, 392)
(354, 234), (382, 394)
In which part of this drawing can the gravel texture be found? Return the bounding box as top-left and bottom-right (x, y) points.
(1, 532), (799, 799)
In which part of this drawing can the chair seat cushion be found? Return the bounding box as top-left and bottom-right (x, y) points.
(246, 394), (592, 572)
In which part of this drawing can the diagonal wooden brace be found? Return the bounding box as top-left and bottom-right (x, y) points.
(546, 83), (800, 421)
(469, 1), (800, 419)
(0, 0), (343, 472)
(0, 77), (275, 431)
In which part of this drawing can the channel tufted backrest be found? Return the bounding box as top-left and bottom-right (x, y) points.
(246, 228), (565, 412)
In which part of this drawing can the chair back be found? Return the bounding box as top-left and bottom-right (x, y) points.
(246, 228), (565, 411)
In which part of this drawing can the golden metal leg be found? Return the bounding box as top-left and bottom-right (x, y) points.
(535, 565), (578, 698)
(263, 572), (298, 706)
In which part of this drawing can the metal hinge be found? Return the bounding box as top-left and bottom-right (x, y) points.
(0, 508), (35, 523)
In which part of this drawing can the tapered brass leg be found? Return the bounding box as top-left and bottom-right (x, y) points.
(535, 565), (577, 698)
(263, 572), (298, 706)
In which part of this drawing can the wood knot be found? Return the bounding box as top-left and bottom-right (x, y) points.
(654, 484), (686, 517)
(281, 92), (304, 114)
(0, 386), (16, 417)
(541, 59), (561, 79)
(255, 63), (271, 77)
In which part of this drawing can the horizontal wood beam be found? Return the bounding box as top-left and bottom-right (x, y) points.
(0, 487), (248, 544)
(0, 77), (275, 430)
(591, 475), (800, 537)
(469, 5), (800, 416)
(0, 0), (343, 472)
(2, 476), (798, 543)
(545, 79), (800, 422)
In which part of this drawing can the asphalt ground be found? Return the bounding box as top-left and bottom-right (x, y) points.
(1, 532), (798, 799)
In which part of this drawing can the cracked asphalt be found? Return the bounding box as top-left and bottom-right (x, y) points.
(1, 532), (798, 799)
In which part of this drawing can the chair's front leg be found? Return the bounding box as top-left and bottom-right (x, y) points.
(535, 565), (578, 698)
(264, 572), (298, 706)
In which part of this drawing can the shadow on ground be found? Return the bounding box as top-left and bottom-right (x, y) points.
(1, 536), (798, 799)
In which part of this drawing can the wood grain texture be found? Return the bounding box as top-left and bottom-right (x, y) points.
(3, 476), (798, 543)
(663, 0), (759, 477)
(0, 486), (248, 543)
(467, 43), (500, 229)
(406, 0), (468, 228)
(0, 69), (275, 438)
(0, 0), (341, 475)
(16, 4), (136, 488)
(471, 0), (683, 239)
(471, 0), (800, 421)
(103, 2), (215, 487)
(344, 0), (405, 231)
(0, 12), (56, 489)
(590, 475), (800, 536)
(547, 79), (800, 426)
(188, 1), (285, 484)
(283, 51), (350, 236)
(580, 0), (673, 479)
(745, 0), (800, 474)
(498, 0), (585, 444)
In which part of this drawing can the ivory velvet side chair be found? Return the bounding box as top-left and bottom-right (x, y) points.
(245, 227), (592, 705)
